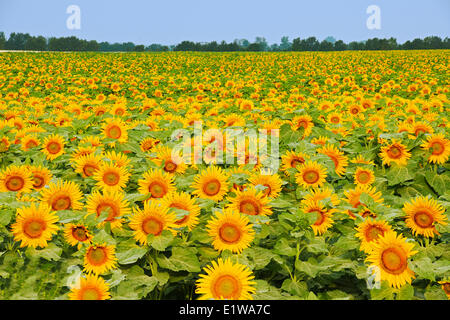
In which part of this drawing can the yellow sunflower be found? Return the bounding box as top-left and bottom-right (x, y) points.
(192, 166), (229, 202)
(74, 153), (102, 178)
(83, 243), (117, 275)
(195, 258), (256, 300)
(380, 140), (411, 166)
(86, 190), (131, 229)
(248, 173), (283, 198)
(129, 200), (176, 245)
(301, 186), (340, 206)
(206, 208), (255, 253)
(295, 161), (327, 189)
(11, 202), (59, 248)
(68, 274), (111, 300)
(227, 186), (272, 216)
(290, 114), (314, 136)
(152, 145), (187, 175)
(438, 279), (450, 299)
(420, 133), (450, 164)
(161, 191), (200, 230)
(138, 168), (175, 199)
(140, 137), (161, 153)
(21, 134), (40, 151)
(102, 118), (128, 143)
(317, 144), (348, 176)
(344, 184), (384, 210)
(93, 163), (130, 192)
(281, 150), (309, 176)
(27, 165), (52, 191)
(366, 231), (417, 289)
(40, 180), (83, 211)
(403, 196), (447, 238)
(102, 150), (131, 168)
(301, 199), (335, 235)
(0, 165), (33, 194)
(42, 134), (65, 161)
(355, 218), (393, 253)
(64, 223), (92, 249)
(354, 167), (375, 186)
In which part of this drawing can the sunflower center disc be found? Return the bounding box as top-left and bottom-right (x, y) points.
(6, 176), (25, 191)
(414, 211), (434, 228)
(219, 224), (241, 243)
(431, 142), (444, 155)
(142, 217), (163, 236)
(214, 275), (239, 299)
(72, 227), (88, 241)
(149, 182), (166, 198)
(88, 247), (107, 265)
(203, 179), (221, 196)
(24, 220), (44, 238)
(381, 247), (407, 274)
(303, 170), (319, 184)
(81, 288), (100, 300)
(103, 172), (119, 186)
(47, 142), (61, 154)
(108, 126), (122, 139)
(239, 200), (259, 215)
(52, 196), (71, 211)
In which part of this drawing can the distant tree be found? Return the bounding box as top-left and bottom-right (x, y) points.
(247, 42), (263, 51)
(279, 36), (291, 51)
(255, 37), (268, 51)
(24, 36), (47, 51)
(348, 41), (365, 50)
(134, 44), (145, 52)
(444, 37), (450, 49)
(85, 40), (99, 51)
(324, 36), (336, 44)
(0, 32), (5, 49)
(146, 44), (169, 51)
(5, 32), (31, 50)
(423, 36), (443, 49)
(411, 38), (425, 50)
(334, 40), (347, 51)
(319, 40), (333, 51)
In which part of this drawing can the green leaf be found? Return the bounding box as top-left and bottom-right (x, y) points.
(386, 165), (414, 186)
(396, 283), (414, 300)
(156, 247), (200, 272)
(295, 258), (322, 278)
(116, 240), (148, 265)
(148, 230), (174, 251)
(273, 238), (297, 256)
(371, 281), (394, 300)
(245, 247), (277, 270)
(410, 256), (435, 281)
(281, 279), (308, 298)
(424, 287), (448, 300)
(425, 171), (450, 195)
(26, 243), (62, 261)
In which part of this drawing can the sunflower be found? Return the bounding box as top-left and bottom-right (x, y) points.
(129, 200), (176, 245)
(354, 167), (375, 186)
(68, 274), (111, 300)
(438, 279), (450, 299)
(93, 163), (130, 192)
(152, 145), (187, 175)
(27, 165), (52, 191)
(301, 199), (335, 235)
(138, 168), (175, 199)
(102, 118), (128, 143)
(40, 180), (83, 211)
(317, 144), (348, 176)
(403, 196), (447, 238)
(227, 187), (272, 216)
(84, 243), (117, 275)
(86, 190), (131, 229)
(140, 137), (161, 153)
(11, 202), (59, 248)
(344, 184), (384, 210)
(21, 134), (40, 151)
(195, 258), (256, 300)
(281, 151), (309, 175)
(355, 219), (393, 253)
(290, 114), (314, 136)
(64, 223), (92, 248)
(248, 173), (283, 198)
(0, 136), (10, 152)
(366, 231), (417, 289)
(379, 140), (411, 166)
(192, 166), (229, 202)
(74, 153), (102, 177)
(161, 191), (200, 230)
(102, 150), (131, 168)
(420, 133), (450, 164)
(411, 121), (433, 137)
(301, 186), (340, 206)
(295, 161), (327, 189)
(206, 208), (255, 253)
(42, 134), (65, 161)
(0, 165), (33, 194)
(350, 154), (375, 166)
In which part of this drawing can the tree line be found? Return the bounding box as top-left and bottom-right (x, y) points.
(0, 32), (449, 52)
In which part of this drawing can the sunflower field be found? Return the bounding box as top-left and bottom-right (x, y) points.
(0, 50), (449, 300)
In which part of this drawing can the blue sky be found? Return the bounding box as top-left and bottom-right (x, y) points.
(0, 0), (449, 45)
